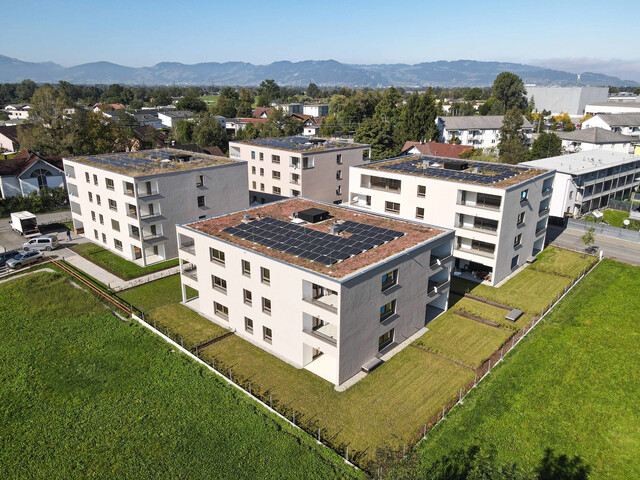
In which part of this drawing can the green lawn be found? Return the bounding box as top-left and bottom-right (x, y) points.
(200, 94), (219, 104)
(70, 243), (179, 279)
(0, 272), (362, 479)
(453, 296), (530, 331)
(118, 274), (183, 311)
(603, 209), (629, 227)
(529, 246), (597, 279)
(200, 335), (473, 469)
(149, 303), (229, 349)
(397, 260), (640, 479)
(414, 313), (512, 368)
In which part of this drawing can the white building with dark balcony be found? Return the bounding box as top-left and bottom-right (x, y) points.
(63, 148), (248, 266)
(176, 197), (454, 386)
(436, 115), (533, 150)
(522, 150), (640, 219)
(229, 136), (370, 205)
(349, 156), (555, 285)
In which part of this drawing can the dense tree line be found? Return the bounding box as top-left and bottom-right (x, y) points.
(0, 186), (68, 217)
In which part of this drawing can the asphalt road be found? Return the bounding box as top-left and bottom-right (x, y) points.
(547, 225), (640, 266)
(0, 210), (72, 253)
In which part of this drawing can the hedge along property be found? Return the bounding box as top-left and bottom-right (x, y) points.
(176, 197), (455, 386)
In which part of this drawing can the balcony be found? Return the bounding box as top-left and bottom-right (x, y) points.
(535, 226), (547, 236)
(182, 262), (198, 281)
(303, 323), (337, 346)
(302, 286), (339, 314)
(430, 253), (453, 267)
(179, 242), (196, 255)
(542, 186), (553, 196)
(140, 211), (161, 220)
(143, 232), (163, 242)
(428, 278), (450, 295)
(538, 205), (550, 216)
(455, 246), (495, 259)
(127, 207), (138, 219)
(137, 188), (159, 198)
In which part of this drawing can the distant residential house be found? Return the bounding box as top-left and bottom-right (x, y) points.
(92, 103), (125, 113)
(302, 117), (323, 136)
(131, 125), (169, 149)
(303, 104), (329, 117)
(157, 110), (194, 128)
(581, 113), (640, 138)
(400, 141), (472, 158)
(173, 143), (225, 157)
(0, 125), (19, 153)
(584, 102), (640, 116)
(3, 103), (31, 120)
(253, 107), (273, 119)
(436, 115), (533, 150)
(101, 110), (130, 122)
(280, 103), (303, 114)
(132, 113), (163, 129)
(226, 117), (267, 136)
(0, 149), (66, 198)
(556, 127), (636, 153)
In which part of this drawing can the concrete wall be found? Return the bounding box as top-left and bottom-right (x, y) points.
(527, 86), (608, 116)
(585, 104), (640, 115)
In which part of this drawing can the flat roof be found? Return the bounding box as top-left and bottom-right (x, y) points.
(231, 136), (369, 153)
(183, 198), (447, 280)
(521, 150), (639, 175)
(64, 148), (237, 177)
(587, 102), (640, 107)
(359, 155), (549, 188)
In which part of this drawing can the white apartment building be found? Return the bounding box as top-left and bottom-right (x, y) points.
(526, 86), (608, 117)
(436, 116), (533, 150)
(556, 127), (636, 154)
(522, 150), (640, 219)
(582, 113), (640, 138)
(158, 110), (194, 128)
(63, 148), (248, 266)
(585, 102), (640, 116)
(3, 103), (31, 120)
(303, 104), (329, 117)
(176, 197), (454, 386)
(229, 136), (370, 205)
(349, 156), (555, 285)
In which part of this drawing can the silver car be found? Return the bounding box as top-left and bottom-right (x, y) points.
(6, 250), (44, 269)
(22, 235), (60, 251)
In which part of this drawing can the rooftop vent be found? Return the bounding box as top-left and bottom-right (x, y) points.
(298, 208), (330, 224)
(241, 213), (251, 223)
(443, 160), (468, 171)
(168, 153), (192, 162)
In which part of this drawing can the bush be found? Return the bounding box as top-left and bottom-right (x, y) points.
(0, 186), (68, 217)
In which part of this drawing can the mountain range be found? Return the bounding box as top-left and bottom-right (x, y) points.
(1, 55), (637, 87)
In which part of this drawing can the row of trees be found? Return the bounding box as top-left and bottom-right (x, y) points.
(0, 186), (68, 217)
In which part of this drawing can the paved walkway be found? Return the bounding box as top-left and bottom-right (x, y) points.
(547, 225), (640, 266)
(0, 267), (55, 285)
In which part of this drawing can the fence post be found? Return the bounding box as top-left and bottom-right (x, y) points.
(318, 427), (321, 442)
(229, 368), (232, 381)
(249, 381), (251, 395)
(292, 410), (295, 425)
(346, 446), (349, 463)
(442, 404), (445, 420)
(181, 336), (183, 347)
(488, 359), (491, 372)
(211, 357), (215, 369)
(270, 394), (272, 408)
(501, 346), (504, 360)
(423, 423), (427, 439)
(474, 372), (477, 386)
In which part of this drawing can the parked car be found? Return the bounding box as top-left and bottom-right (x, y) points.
(22, 235), (59, 251)
(6, 250), (43, 269)
(0, 250), (20, 267)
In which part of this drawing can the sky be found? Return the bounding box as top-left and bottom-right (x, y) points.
(3, 0), (640, 80)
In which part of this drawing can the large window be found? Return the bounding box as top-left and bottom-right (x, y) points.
(378, 329), (394, 351)
(263, 326), (272, 344)
(241, 260), (251, 277)
(262, 297), (272, 314)
(261, 267), (270, 285)
(105, 178), (115, 190)
(214, 301), (229, 320)
(381, 269), (398, 292)
(272, 155), (280, 164)
(476, 192), (501, 209)
(212, 275), (227, 293)
(272, 171), (281, 180)
(273, 186), (281, 195)
(380, 299), (396, 322)
(210, 247), (225, 265)
(243, 289), (252, 305)
(245, 317), (254, 334)
(385, 201), (400, 214)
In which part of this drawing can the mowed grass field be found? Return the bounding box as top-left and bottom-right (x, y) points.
(0, 272), (362, 479)
(396, 260), (640, 479)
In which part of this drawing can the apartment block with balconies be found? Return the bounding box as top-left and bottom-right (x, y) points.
(228, 136), (370, 205)
(348, 155), (555, 285)
(176, 197), (453, 386)
(63, 148), (248, 266)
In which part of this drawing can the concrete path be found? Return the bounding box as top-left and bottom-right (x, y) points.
(547, 225), (640, 266)
(0, 267), (55, 285)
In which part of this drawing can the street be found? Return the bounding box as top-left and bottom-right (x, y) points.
(0, 210), (72, 253)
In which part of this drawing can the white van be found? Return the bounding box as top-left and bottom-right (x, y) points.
(22, 235), (60, 251)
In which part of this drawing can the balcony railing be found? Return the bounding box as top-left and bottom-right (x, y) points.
(127, 210), (138, 219)
(143, 233), (163, 241)
(137, 190), (159, 198)
(429, 253), (453, 267)
(428, 279), (450, 295)
(542, 187), (553, 196)
(457, 201), (501, 211)
(180, 243), (196, 255)
(538, 205), (550, 215)
(140, 212), (161, 220)
(182, 264), (198, 281)
(129, 232), (140, 240)
(455, 246), (495, 259)
(535, 226), (547, 236)
(303, 326), (337, 346)
(124, 189), (135, 197)
(302, 295), (338, 314)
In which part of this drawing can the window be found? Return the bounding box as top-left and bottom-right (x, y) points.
(210, 276), (226, 294)
(336, 185), (342, 195)
(96, 194), (101, 206)
(272, 155), (280, 164)
(196, 175), (204, 187)
(101, 233), (106, 244)
(336, 169), (343, 180)
(378, 329), (394, 351)
(517, 211), (525, 225)
(380, 300), (396, 322)
(259, 168), (264, 177)
(262, 297), (272, 314)
(272, 171), (281, 180)
(94, 229), (98, 240)
(251, 151), (256, 160)
(111, 219), (120, 232)
(416, 207), (425, 219)
(263, 326), (272, 344)
(236, 259), (250, 277)
(381, 269), (398, 291)
(105, 178), (114, 190)
(261, 267), (270, 285)
(243, 289), (252, 305)
(569, 190), (573, 199)
(93, 174), (98, 186)
(210, 247), (225, 265)
(99, 214), (104, 225)
(520, 189), (529, 202)
(91, 211), (96, 221)
(336, 154), (342, 164)
(260, 183), (265, 192)
(114, 239), (123, 251)
(259, 152), (264, 161)
(417, 185), (426, 197)
(124, 181), (134, 195)
(385, 201), (400, 214)
(291, 189), (300, 197)
(511, 255), (519, 269)
(88, 192), (93, 202)
(252, 181), (257, 189)
(214, 301), (229, 319)
(251, 166), (256, 174)
(273, 186), (281, 195)
(197, 195), (205, 207)
(85, 172), (90, 183)
(514, 233), (522, 248)
(245, 317), (254, 334)
(108, 199), (117, 211)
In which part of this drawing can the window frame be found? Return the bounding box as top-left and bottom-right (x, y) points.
(243, 288), (252, 305)
(197, 195), (206, 208)
(417, 185), (426, 198)
(517, 211), (525, 225)
(241, 259), (251, 277)
(416, 207), (425, 219)
(261, 267), (270, 285)
(212, 275), (228, 293)
(514, 233), (522, 248)
(381, 269), (398, 292)
(380, 299), (397, 322)
(214, 301), (229, 320)
(210, 247), (225, 265)
(385, 201), (400, 214)
(263, 326), (272, 343)
(262, 297), (272, 315)
(105, 178), (115, 190)
(245, 317), (254, 334)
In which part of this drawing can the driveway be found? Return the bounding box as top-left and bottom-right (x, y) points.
(0, 210), (72, 253)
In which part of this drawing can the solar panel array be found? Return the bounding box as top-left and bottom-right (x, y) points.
(379, 158), (529, 185)
(78, 149), (216, 172)
(242, 136), (354, 151)
(222, 217), (405, 266)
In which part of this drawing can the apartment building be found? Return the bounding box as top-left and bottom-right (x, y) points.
(556, 127), (636, 154)
(349, 155), (555, 285)
(526, 86), (608, 117)
(176, 197), (454, 386)
(522, 150), (640, 219)
(582, 113), (640, 138)
(436, 116), (533, 150)
(229, 136), (370, 204)
(585, 102), (640, 116)
(63, 148), (248, 266)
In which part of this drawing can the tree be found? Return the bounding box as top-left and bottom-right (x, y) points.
(16, 79), (37, 102)
(354, 117), (398, 160)
(551, 113), (575, 132)
(536, 448), (590, 480)
(498, 107), (528, 164)
(260, 108), (302, 137)
(319, 115), (340, 136)
(176, 96), (207, 113)
(173, 120), (195, 144)
(492, 72), (527, 111)
(256, 79), (280, 106)
(420, 446), (530, 480)
(634, 87), (640, 95)
(398, 90), (440, 143)
(236, 88), (254, 117)
(581, 227), (596, 257)
(306, 83), (321, 98)
(152, 89), (172, 107)
(449, 101), (476, 116)
(69, 110), (135, 155)
(527, 132), (562, 160)
(193, 114), (228, 153)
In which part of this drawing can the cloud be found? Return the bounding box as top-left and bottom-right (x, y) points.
(530, 57), (640, 82)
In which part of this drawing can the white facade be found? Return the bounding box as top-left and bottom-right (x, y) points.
(303, 104), (329, 117)
(63, 149), (248, 266)
(4, 104), (30, 120)
(560, 138), (633, 154)
(158, 111), (194, 128)
(349, 157), (555, 285)
(0, 157), (65, 198)
(585, 102), (640, 115)
(522, 150), (640, 218)
(229, 136), (370, 205)
(526, 86), (608, 117)
(176, 198), (454, 386)
(582, 114), (640, 138)
(437, 116), (533, 150)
